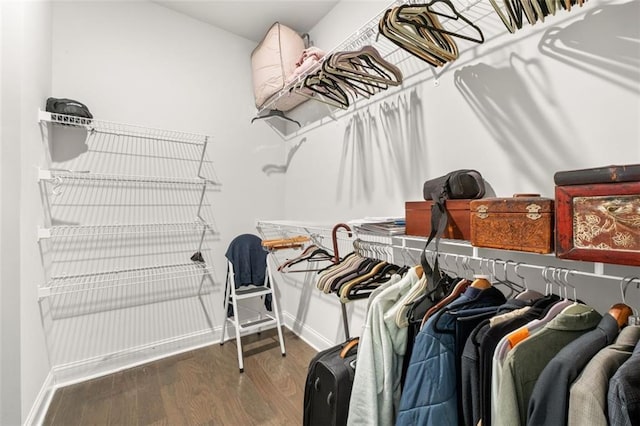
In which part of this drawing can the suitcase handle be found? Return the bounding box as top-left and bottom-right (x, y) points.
(339, 338), (359, 359)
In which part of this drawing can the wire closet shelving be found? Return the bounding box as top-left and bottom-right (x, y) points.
(37, 110), (219, 304)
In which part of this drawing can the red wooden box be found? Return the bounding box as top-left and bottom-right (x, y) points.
(555, 182), (640, 266)
(405, 200), (472, 240)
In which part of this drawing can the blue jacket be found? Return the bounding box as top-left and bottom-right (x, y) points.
(224, 234), (271, 315)
(396, 286), (506, 426)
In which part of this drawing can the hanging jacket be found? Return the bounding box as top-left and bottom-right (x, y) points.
(225, 234), (271, 315)
(396, 286), (506, 426)
(527, 313), (620, 426)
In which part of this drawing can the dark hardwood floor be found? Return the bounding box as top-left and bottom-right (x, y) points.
(43, 328), (317, 426)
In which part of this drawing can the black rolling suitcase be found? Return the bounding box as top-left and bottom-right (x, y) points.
(303, 338), (359, 426)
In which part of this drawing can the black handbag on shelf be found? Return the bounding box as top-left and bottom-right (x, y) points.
(46, 97), (93, 119)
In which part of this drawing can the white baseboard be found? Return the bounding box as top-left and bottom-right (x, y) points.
(23, 372), (54, 426)
(281, 311), (333, 352)
(51, 327), (222, 388)
(27, 309), (336, 424)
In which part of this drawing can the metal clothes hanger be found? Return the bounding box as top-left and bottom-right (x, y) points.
(491, 259), (526, 298)
(620, 276), (640, 326)
(470, 258), (492, 290)
(512, 261), (544, 301)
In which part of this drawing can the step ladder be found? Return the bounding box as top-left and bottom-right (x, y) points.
(221, 255), (285, 372)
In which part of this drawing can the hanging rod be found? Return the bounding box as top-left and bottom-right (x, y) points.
(392, 242), (637, 284)
(38, 168), (221, 187)
(38, 110), (211, 146)
(38, 220), (215, 240)
(40, 262), (213, 298)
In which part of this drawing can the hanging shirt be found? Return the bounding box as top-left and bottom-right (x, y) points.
(459, 300), (530, 426)
(608, 338), (640, 426)
(568, 326), (640, 426)
(493, 304), (601, 426)
(527, 313), (621, 426)
(347, 267), (419, 426)
(396, 286), (506, 426)
(459, 296), (558, 426)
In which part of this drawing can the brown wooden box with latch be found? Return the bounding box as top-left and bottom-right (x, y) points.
(405, 200), (472, 240)
(470, 195), (554, 254)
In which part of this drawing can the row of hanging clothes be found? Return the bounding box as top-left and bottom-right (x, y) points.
(342, 252), (640, 426)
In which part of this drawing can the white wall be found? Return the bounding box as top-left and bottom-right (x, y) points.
(7, 0), (639, 420)
(46, 0), (285, 382)
(270, 0), (640, 349)
(1, 1), (53, 424)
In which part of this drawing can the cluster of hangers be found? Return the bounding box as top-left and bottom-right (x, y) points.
(491, 0), (589, 33)
(421, 251), (640, 326)
(379, 0), (484, 67)
(276, 243), (334, 272)
(295, 45), (403, 110)
(315, 247), (408, 303)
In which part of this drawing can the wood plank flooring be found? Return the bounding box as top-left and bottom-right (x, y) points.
(43, 328), (318, 426)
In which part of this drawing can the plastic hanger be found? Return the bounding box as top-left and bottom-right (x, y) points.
(398, 1), (485, 44)
(302, 71), (351, 109)
(379, 8), (453, 67)
(251, 109), (301, 127)
(278, 244), (334, 272)
(325, 46), (402, 90)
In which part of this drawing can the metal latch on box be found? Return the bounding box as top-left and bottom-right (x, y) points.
(526, 204), (542, 220)
(476, 205), (488, 219)
(476, 204), (542, 220)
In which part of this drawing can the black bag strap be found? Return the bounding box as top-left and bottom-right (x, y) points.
(420, 176), (451, 282)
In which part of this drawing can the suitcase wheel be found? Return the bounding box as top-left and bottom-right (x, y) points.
(314, 377), (320, 391)
(327, 391), (333, 407)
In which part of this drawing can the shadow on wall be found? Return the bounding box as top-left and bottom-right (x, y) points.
(454, 55), (571, 190)
(538, 1), (640, 94)
(337, 89), (427, 204)
(50, 126), (89, 162)
(262, 137), (307, 175)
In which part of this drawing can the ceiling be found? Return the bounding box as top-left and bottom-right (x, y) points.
(155, 0), (339, 43)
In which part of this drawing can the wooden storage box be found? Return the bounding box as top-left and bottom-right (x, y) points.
(470, 196), (554, 254)
(405, 200), (472, 240)
(555, 182), (640, 266)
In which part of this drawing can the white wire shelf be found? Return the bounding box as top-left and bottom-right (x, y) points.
(39, 110), (211, 146)
(38, 169), (221, 188)
(39, 262), (214, 298)
(38, 221), (216, 240)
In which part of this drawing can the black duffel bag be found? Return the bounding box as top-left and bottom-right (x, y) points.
(421, 169), (486, 278)
(423, 169), (485, 201)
